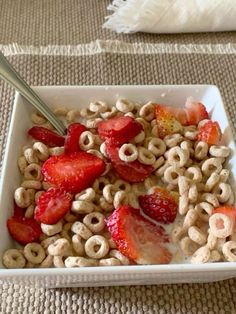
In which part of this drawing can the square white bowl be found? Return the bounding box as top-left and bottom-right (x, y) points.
(0, 85), (236, 288)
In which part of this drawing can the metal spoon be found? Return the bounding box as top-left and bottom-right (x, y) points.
(0, 51), (66, 135)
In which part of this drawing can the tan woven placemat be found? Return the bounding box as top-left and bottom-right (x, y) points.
(1, 1), (236, 313)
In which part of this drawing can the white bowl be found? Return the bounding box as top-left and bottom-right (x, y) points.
(0, 85), (236, 288)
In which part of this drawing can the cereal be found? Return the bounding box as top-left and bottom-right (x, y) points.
(2, 249), (26, 268)
(24, 243), (46, 264)
(119, 143), (138, 162)
(209, 213), (234, 238)
(85, 235), (109, 259)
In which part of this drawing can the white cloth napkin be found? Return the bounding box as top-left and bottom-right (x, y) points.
(103, 0), (236, 34)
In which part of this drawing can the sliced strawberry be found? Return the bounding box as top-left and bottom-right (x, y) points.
(35, 188), (72, 224)
(139, 187), (178, 224)
(64, 122), (86, 154)
(42, 152), (105, 193)
(185, 98), (209, 125)
(98, 116), (142, 145)
(212, 206), (236, 230)
(106, 205), (172, 265)
(163, 105), (188, 126)
(7, 216), (42, 245)
(13, 201), (25, 218)
(28, 126), (65, 147)
(106, 144), (153, 183)
(197, 121), (221, 145)
(155, 105), (182, 138)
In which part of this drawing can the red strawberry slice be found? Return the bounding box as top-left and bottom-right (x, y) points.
(13, 201), (25, 218)
(42, 152), (105, 193)
(7, 216), (42, 245)
(28, 126), (65, 147)
(98, 116), (142, 145)
(185, 99), (209, 125)
(212, 206), (236, 230)
(155, 105), (182, 138)
(64, 122), (86, 154)
(106, 205), (172, 265)
(106, 144), (153, 183)
(163, 105), (188, 126)
(139, 187), (178, 224)
(35, 188), (72, 224)
(197, 121), (221, 145)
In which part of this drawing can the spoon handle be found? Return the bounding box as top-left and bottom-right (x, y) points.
(0, 51), (66, 135)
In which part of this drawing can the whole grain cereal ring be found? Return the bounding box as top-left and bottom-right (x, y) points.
(109, 249), (130, 265)
(213, 182), (232, 203)
(99, 197), (114, 212)
(24, 163), (42, 181)
(201, 158), (223, 177)
(164, 166), (184, 185)
(188, 226), (207, 245)
(215, 238), (226, 252)
(18, 156), (28, 173)
(2, 249), (26, 268)
(99, 142), (108, 158)
(87, 149), (104, 159)
(209, 145), (231, 158)
(89, 101), (108, 113)
(53, 107), (68, 116)
(80, 107), (99, 119)
(178, 193), (189, 215)
(40, 235), (60, 250)
(72, 234), (85, 256)
(133, 130), (145, 144)
(198, 119), (210, 129)
(191, 246), (210, 264)
(53, 256), (65, 268)
(24, 243), (46, 264)
(24, 204), (35, 218)
(21, 180), (42, 190)
(144, 176), (157, 190)
(188, 184), (198, 203)
(99, 258), (121, 266)
(131, 183), (146, 195)
(135, 117), (150, 133)
(183, 209), (198, 228)
(116, 99), (134, 113)
(209, 213), (234, 238)
(33, 142), (49, 161)
(83, 212), (105, 233)
(113, 179), (131, 193)
(71, 200), (94, 214)
(206, 232), (217, 250)
(180, 237), (199, 256)
(65, 256), (98, 267)
(148, 138), (166, 157)
(102, 184), (116, 203)
(100, 107), (117, 119)
(86, 118), (103, 129)
(153, 156), (165, 170)
(124, 112), (135, 118)
(171, 224), (187, 243)
(227, 191), (235, 205)
(194, 141), (208, 160)
(222, 241), (236, 262)
(71, 222), (93, 240)
(156, 163), (173, 178)
(167, 146), (189, 167)
(48, 238), (71, 256)
(138, 147), (155, 165)
(79, 131), (95, 150)
(184, 166), (202, 183)
(195, 202), (213, 222)
(48, 147), (64, 156)
(164, 134), (183, 148)
(139, 102), (155, 121)
(180, 140), (193, 150)
(39, 255), (53, 268)
(204, 173), (220, 192)
(113, 191), (129, 208)
(85, 235), (109, 259)
(219, 169), (230, 183)
(183, 126), (198, 141)
(208, 250), (221, 262)
(34, 191), (44, 203)
(75, 188), (96, 202)
(66, 110), (80, 122)
(200, 193), (219, 208)
(24, 148), (39, 164)
(178, 176), (190, 196)
(41, 221), (63, 236)
(14, 187), (31, 208)
(118, 143), (138, 162)
(92, 177), (110, 193)
(151, 125), (159, 137)
(31, 112), (47, 124)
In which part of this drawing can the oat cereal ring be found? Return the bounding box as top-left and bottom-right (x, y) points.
(34, 191), (44, 203)
(131, 183), (146, 195)
(53, 106), (68, 116)
(227, 191), (235, 205)
(87, 149), (104, 159)
(180, 140), (193, 149)
(75, 188), (96, 202)
(178, 176), (190, 196)
(113, 191), (129, 208)
(144, 176), (157, 190)
(2, 249), (26, 268)
(209, 145), (231, 158)
(195, 202), (213, 222)
(85, 235), (109, 259)
(164, 134), (183, 148)
(85, 118), (103, 129)
(71, 222), (93, 240)
(188, 226), (207, 245)
(24, 148), (39, 164)
(24, 204), (35, 218)
(65, 110), (79, 123)
(167, 147), (189, 167)
(100, 106), (117, 119)
(138, 147), (155, 165)
(215, 238), (226, 252)
(139, 101), (155, 121)
(100, 142), (108, 159)
(119, 144), (138, 162)
(178, 193), (189, 215)
(171, 224), (187, 243)
(71, 200), (94, 214)
(201, 158), (223, 177)
(113, 179), (131, 193)
(33, 142), (49, 161)
(80, 107), (99, 119)
(135, 117), (150, 133)
(109, 249), (130, 265)
(18, 156), (28, 173)
(24, 243), (46, 264)
(200, 193), (219, 208)
(206, 232), (217, 250)
(99, 197), (114, 212)
(191, 246), (210, 264)
(41, 221), (63, 236)
(65, 256), (98, 267)
(230, 234), (236, 242)
(21, 180), (42, 190)
(150, 124), (158, 137)
(116, 98), (134, 113)
(48, 238), (71, 257)
(93, 177), (110, 194)
(39, 255), (53, 268)
(48, 147), (64, 156)
(205, 173), (220, 192)
(194, 141), (208, 160)
(31, 112), (47, 124)
(24, 163), (42, 181)
(40, 235), (60, 250)
(133, 130), (145, 144)
(198, 119), (210, 129)
(89, 101), (108, 113)
(99, 258), (121, 266)
(103, 184), (116, 203)
(183, 126), (198, 141)
(180, 237), (199, 256)
(125, 111), (135, 118)
(53, 256), (65, 268)
(83, 212), (105, 233)
(209, 213), (234, 238)
(213, 183), (232, 203)
(185, 166), (202, 183)
(183, 209), (198, 228)
(219, 169), (230, 183)
(209, 250), (221, 262)
(79, 131), (95, 151)
(14, 187), (31, 208)
(222, 241), (236, 262)
(164, 166), (184, 185)
(72, 234), (85, 256)
(148, 138), (166, 157)
(153, 156), (165, 171)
